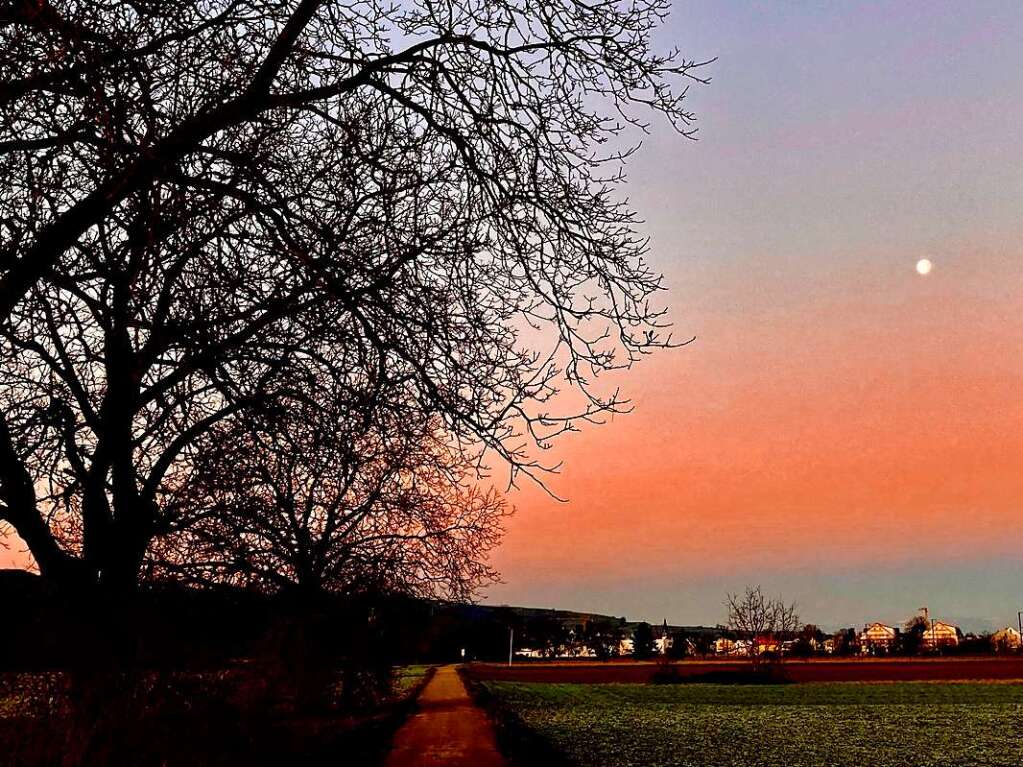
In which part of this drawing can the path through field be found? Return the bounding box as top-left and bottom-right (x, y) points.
(385, 665), (508, 767)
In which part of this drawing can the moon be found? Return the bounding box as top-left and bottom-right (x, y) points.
(915, 258), (933, 276)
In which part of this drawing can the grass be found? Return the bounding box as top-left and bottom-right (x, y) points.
(392, 665), (433, 698)
(480, 681), (1023, 767)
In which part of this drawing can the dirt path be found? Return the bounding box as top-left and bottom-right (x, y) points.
(385, 665), (508, 767)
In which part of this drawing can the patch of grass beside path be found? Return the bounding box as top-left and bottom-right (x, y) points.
(392, 665), (434, 699)
(481, 681), (1023, 767)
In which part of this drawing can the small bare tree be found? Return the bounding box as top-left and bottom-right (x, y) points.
(151, 372), (509, 600)
(725, 586), (800, 671)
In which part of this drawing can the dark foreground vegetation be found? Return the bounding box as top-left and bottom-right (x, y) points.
(1, 666), (434, 767)
(0, 575), (448, 766)
(0, 573), (594, 766)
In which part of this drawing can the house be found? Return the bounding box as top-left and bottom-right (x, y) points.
(920, 620), (960, 650)
(654, 620), (673, 655)
(514, 647), (546, 659)
(713, 637), (737, 655)
(569, 645), (598, 658)
(617, 634), (675, 658)
(754, 634), (780, 655)
(859, 622), (898, 654)
(991, 627), (1021, 652)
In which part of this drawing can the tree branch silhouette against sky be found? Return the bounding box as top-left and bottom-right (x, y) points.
(0, 0), (704, 592)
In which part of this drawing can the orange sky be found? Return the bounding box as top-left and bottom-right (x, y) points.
(483, 2), (1023, 630)
(494, 237), (1023, 561)
(487, 236), (1023, 628)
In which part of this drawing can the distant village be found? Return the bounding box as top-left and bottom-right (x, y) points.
(506, 607), (1023, 660)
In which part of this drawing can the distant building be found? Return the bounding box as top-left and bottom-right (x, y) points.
(991, 627), (1021, 652)
(561, 643), (597, 658)
(859, 623), (898, 654)
(921, 620), (961, 650)
(654, 620), (671, 655)
(514, 647), (546, 659)
(713, 637), (737, 655)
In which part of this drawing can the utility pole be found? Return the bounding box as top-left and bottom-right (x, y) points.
(508, 627), (514, 667)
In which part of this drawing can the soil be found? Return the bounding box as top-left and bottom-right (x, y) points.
(467, 657), (1023, 684)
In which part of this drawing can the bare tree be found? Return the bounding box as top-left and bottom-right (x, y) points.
(725, 586), (800, 670)
(151, 358), (508, 600)
(0, 1), (708, 590)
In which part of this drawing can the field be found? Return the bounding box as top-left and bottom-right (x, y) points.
(472, 657), (1023, 684)
(479, 681), (1023, 767)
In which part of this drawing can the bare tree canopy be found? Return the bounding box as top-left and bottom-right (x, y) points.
(726, 585), (800, 665)
(0, 0), (707, 590)
(152, 357), (507, 599)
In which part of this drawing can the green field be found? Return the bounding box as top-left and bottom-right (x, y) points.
(481, 681), (1023, 767)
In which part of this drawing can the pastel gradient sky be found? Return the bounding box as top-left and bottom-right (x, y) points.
(485, 0), (1023, 632)
(2, 1), (1020, 633)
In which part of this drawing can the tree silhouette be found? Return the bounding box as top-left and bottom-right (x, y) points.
(725, 585), (800, 669)
(0, 1), (706, 589)
(632, 622), (655, 659)
(902, 615), (930, 655)
(152, 357), (507, 599)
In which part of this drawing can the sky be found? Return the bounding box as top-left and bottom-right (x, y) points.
(484, 0), (1023, 633)
(2, 1), (1021, 634)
